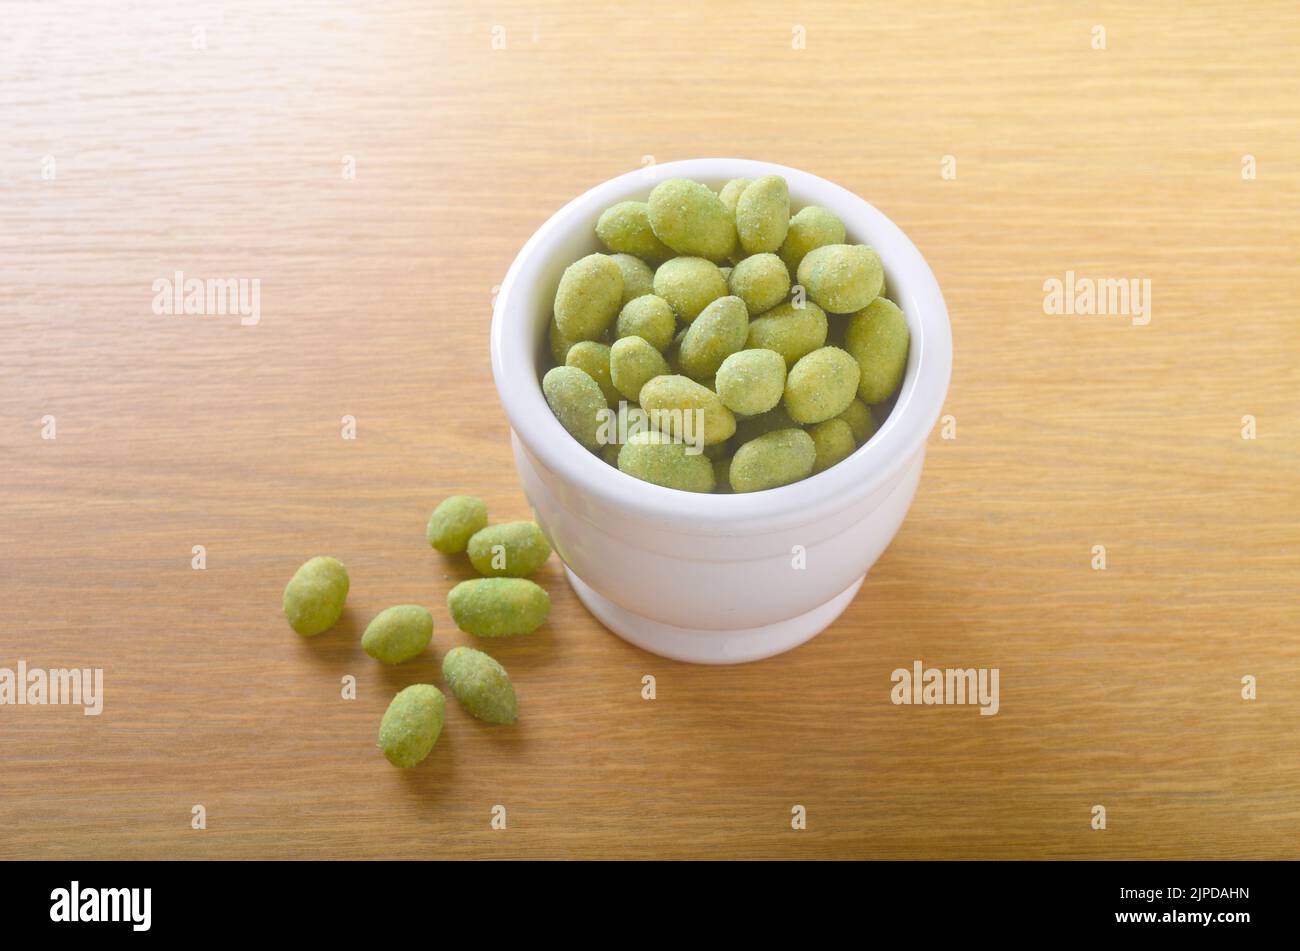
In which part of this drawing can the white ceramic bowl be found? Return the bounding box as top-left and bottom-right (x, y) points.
(490, 158), (951, 664)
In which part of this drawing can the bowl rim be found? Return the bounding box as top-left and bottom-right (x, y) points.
(490, 157), (951, 533)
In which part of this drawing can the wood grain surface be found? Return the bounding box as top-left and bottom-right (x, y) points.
(2, 0), (1297, 860)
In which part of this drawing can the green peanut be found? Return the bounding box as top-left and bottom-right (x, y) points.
(610, 335), (671, 402)
(596, 200), (673, 261)
(728, 252), (791, 315)
(615, 294), (676, 352)
(778, 206), (846, 273)
(378, 684), (445, 768)
(718, 178), (751, 218)
(678, 295), (748, 380)
(554, 253), (623, 340)
(362, 605), (433, 665)
(646, 178), (737, 262)
(652, 256), (727, 322)
(715, 348), (787, 416)
(610, 252), (655, 304)
(282, 556), (349, 636)
(746, 300), (828, 366)
(809, 418), (856, 473)
(796, 244), (883, 314)
(845, 296), (910, 404)
(442, 646), (518, 724)
(735, 175), (790, 255)
(783, 346), (861, 424)
(566, 340), (619, 407)
(448, 578), (551, 637)
(467, 521), (552, 578)
(639, 374), (736, 446)
(730, 428), (816, 493)
(542, 365), (607, 451)
(426, 495), (488, 554)
(617, 429), (715, 493)
(836, 398), (878, 444)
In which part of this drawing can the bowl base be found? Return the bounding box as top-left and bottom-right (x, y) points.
(564, 566), (865, 665)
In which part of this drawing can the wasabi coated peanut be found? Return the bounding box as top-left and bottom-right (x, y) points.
(378, 684), (445, 768)
(678, 296), (748, 380)
(610, 335), (670, 402)
(467, 521), (552, 578)
(730, 428), (816, 493)
(639, 374), (736, 446)
(448, 577), (551, 636)
(646, 178), (737, 262)
(845, 296), (911, 403)
(746, 300), (828, 366)
(778, 205), (846, 273)
(617, 429), (715, 493)
(282, 556), (349, 636)
(652, 256), (727, 322)
(615, 294), (676, 352)
(837, 398), (879, 444)
(783, 346), (861, 424)
(596, 200), (673, 261)
(735, 175), (790, 255)
(610, 253), (654, 304)
(362, 605), (433, 665)
(426, 495), (488, 553)
(715, 348), (787, 417)
(718, 178), (751, 218)
(565, 340), (619, 407)
(442, 646), (518, 724)
(554, 253), (623, 341)
(809, 418), (856, 474)
(797, 244), (884, 314)
(728, 252), (791, 315)
(542, 365), (606, 451)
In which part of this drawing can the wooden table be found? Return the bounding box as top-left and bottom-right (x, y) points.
(2, 1), (1297, 860)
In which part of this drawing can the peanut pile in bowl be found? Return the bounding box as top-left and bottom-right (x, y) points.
(541, 175), (910, 494)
